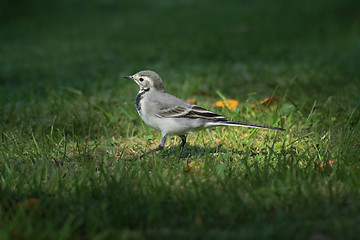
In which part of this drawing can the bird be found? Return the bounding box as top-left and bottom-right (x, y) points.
(124, 70), (285, 162)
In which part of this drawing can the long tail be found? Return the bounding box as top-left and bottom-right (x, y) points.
(207, 120), (285, 131)
(184, 105), (285, 131)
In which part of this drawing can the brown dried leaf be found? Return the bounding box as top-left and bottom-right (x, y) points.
(252, 96), (280, 109)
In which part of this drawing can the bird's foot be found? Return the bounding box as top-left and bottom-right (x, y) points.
(123, 155), (145, 162)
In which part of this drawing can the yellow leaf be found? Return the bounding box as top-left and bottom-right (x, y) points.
(187, 98), (196, 104)
(213, 99), (239, 110)
(184, 161), (204, 172)
(187, 161), (195, 168)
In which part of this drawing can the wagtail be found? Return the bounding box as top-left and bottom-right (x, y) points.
(124, 70), (285, 162)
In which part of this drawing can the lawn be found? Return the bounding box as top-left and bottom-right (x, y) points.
(1, 0), (360, 239)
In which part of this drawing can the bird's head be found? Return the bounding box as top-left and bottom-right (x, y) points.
(124, 70), (165, 92)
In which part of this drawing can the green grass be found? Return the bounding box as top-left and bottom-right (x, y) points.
(1, 0), (360, 239)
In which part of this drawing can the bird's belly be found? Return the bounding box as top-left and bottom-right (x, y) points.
(157, 118), (206, 136)
(141, 115), (162, 132)
(141, 113), (205, 135)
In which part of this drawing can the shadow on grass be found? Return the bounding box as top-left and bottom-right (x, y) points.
(121, 143), (264, 163)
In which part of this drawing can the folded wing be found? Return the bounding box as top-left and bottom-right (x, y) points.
(157, 105), (227, 121)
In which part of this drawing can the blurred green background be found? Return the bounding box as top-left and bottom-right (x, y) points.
(1, 0), (359, 104)
(1, 0), (360, 239)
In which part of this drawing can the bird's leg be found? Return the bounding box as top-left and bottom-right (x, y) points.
(126, 133), (167, 161)
(139, 144), (164, 160)
(177, 135), (187, 163)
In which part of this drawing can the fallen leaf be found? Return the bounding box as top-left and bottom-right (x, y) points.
(314, 160), (335, 171)
(252, 96), (280, 109)
(187, 161), (195, 168)
(213, 99), (239, 110)
(187, 98), (196, 104)
(184, 161), (204, 172)
(192, 90), (210, 96)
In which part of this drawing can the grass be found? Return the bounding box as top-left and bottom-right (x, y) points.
(1, 0), (360, 239)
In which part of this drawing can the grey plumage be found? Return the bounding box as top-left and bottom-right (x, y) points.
(124, 70), (285, 162)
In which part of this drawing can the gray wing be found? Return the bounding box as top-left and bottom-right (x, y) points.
(152, 93), (227, 121)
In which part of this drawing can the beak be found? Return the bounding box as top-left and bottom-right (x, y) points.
(124, 75), (133, 80)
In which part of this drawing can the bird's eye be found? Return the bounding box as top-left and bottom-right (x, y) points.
(139, 78), (144, 82)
